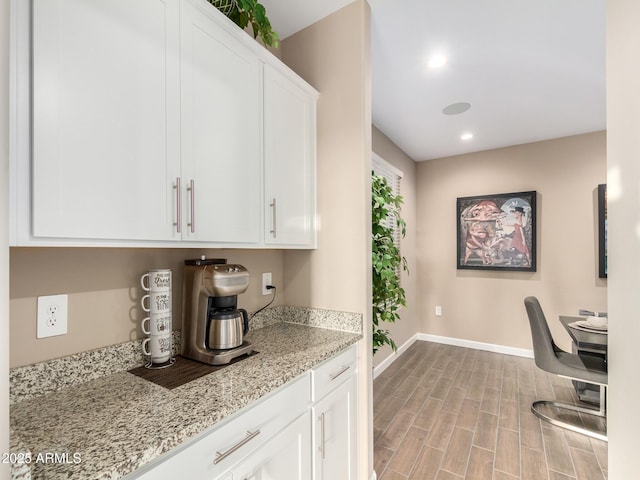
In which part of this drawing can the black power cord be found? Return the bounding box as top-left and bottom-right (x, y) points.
(250, 285), (276, 319)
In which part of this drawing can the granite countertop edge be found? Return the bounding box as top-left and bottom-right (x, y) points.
(10, 322), (362, 480)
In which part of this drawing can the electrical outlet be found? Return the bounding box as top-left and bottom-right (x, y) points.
(37, 294), (68, 338)
(262, 272), (272, 295)
(435, 305), (442, 317)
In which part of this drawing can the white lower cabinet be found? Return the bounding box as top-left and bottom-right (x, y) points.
(129, 375), (310, 480)
(312, 377), (357, 480)
(311, 346), (358, 480)
(128, 347), (357, 480)
(230, 411), (311, 480)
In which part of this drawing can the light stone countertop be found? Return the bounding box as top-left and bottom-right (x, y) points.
(10, 323), (361, 480)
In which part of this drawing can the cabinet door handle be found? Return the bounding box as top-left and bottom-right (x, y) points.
(187, 179), (195, 233)
(174, 177), (182, 234)
(270, 198), (277, 238)
(329, 364), (350, 381)
(214, 429), (260, 465)
(318, 412), (326, 460)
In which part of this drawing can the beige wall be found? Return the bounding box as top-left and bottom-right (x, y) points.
(416, 132), (607, 352)
(280, 2), (373, 478)
(9, 248), (284, 367)
(372, 126), (419, 367)
(606, 0), (640, 475)
(1, 0), (10, 474)
(281, 3), (370, 314)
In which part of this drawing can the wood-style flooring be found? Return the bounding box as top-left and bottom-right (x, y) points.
(373, 341), (607, 480)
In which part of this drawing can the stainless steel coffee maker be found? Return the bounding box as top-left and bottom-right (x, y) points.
(182, 257), (253, 365)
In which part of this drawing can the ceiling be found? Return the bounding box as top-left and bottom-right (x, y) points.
(261, 0), (606, 162)
(260, 0), (356, 39)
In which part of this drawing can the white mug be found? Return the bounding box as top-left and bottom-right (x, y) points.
(141, 269), (172, 292)
(142, 314), (172, 336)
(142, 333), (172, 364)
(141, 292), (171, 314)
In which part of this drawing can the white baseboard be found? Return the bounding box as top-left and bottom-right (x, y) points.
(370, 471), (377, 480)
(417, 333), (534, 359)
(372, 333), (533, 379)
(373, 334), (418, 379)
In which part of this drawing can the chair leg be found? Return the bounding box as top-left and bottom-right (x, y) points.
(531, 385), (607, 442)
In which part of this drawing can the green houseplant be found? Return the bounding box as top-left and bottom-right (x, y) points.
(209, 0), (279, 48)
(372, 172), (408, 355)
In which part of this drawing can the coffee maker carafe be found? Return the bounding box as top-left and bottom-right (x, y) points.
(182, 258), (254, 365)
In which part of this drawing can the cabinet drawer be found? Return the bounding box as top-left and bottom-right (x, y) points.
(130, 373), (311, 479)
(311, 346), (356, 402)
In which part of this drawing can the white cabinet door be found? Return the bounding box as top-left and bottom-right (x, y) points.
(31, 0), (181, 241)
(263, 64), (317, 248)
(232, 412), (312, 480)
(180, 0), (262, 244)
(312, 376), (357, 480)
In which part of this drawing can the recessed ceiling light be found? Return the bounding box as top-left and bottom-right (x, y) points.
(442, 102), (471, 115)
(461, 133), (474, 141)
(427, 54), (447, 69)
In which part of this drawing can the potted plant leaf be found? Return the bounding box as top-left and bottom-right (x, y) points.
(208, 0), (279, 48)
(372, 171), (408, 355)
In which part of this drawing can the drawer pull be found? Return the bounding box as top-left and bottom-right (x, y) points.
(329, 364), (350, 381)
(214, 429), (261, 465)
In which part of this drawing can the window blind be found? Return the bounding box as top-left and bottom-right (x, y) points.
(372, 153), (404, 263)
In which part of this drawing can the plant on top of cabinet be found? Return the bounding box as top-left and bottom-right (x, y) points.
(372, 172), (408, 355)
(208, 0), (279, 47)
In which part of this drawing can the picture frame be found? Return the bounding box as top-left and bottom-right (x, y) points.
(457, 191), (537, 272)
(598, 184), (607, 279)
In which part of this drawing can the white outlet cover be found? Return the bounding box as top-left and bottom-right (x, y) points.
(37, 294), (68, 338)
(262, 272), (272, 295)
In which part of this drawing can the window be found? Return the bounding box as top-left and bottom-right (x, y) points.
(372, 153), (404, 268)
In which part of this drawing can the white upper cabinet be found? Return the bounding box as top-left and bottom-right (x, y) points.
(11, 0), (317, 248)
(31, 0), (181, 241)
(180, 0), (262, 244)
(263, 64), (317, 248)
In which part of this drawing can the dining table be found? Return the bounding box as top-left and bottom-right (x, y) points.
(559, 315), (608, 357)
(559, 315), (607, 404)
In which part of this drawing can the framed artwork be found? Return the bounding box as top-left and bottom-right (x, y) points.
(598, 184), (607, 278)
(457, 191), (537, 271)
